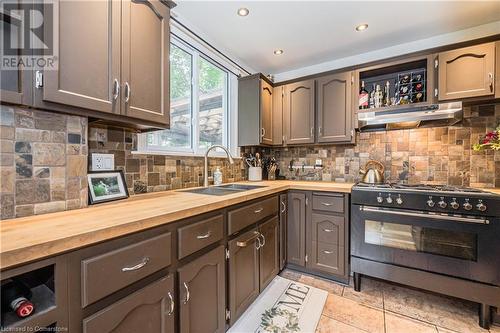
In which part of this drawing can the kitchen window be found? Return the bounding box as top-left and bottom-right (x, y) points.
(137, 35), (237, 156)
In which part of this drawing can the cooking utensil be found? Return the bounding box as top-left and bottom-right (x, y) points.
(359, 160), (385, 184)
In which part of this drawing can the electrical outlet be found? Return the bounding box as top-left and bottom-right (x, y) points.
(92, 153), (114, 171)
(315, 159), (322, 167)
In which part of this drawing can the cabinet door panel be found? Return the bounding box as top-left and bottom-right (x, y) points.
(82, 275), (175, 333)
(179, 246), (226, 333)
(316, 72), (352, 143)
(43, 0), (120, 113)
(284, 80), (315, 144)
(287, 192), (306, 266)
(272, 86), (284, 145)
(438, 43), (495, 100)
(309, 242), (345, 276)
(259, 217), (279, 291)
(229, 228), (260, 325)
(261, 80), (273, 144)
(279, 194), (287, 270)
(122, 0), (170, 125)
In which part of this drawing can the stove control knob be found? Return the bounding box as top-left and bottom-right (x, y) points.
(386, 195), (393, 204)
(438, 198), (447, 208)
(376, 194), (383, 203)
(450, 199), (459, 210)
(396, 195), (403, 205)
(476, 200), (487, 212)
(463, 199), (472, 211)
(427, 197), (435, 208)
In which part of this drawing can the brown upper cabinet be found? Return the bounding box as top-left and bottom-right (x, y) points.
(1, 0), (173, 128)
(438, 42), (496, 101)
(238, 74), (276, 146)
(283, 79), (316, 145)
(316, 72), (354, 143)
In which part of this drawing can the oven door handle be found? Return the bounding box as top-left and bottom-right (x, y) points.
(359, 206), (490, 225)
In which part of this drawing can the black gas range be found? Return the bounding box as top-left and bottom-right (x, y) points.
(350, 182), (500, 329)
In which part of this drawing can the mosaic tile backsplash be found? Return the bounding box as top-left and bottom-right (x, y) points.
(0, 105), (88, 219)
(87, 125), (246, 195)
(244, 104), (500, 188)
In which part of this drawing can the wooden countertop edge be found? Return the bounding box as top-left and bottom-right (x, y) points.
(0, 181), (353, 270)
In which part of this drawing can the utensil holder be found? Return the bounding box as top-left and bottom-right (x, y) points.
(248, 167), (262, 181)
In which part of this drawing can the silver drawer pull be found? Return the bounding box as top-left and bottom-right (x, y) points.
(183, 282), (190, 304)
(254, 208), (264, 214)
(321, 202), (332, 206)
(112, 78), (120, 100)
(323, 250), (334, 254)
(196, 231), (211, 239)
(121, 257), (150, 272)
(280, 201), (286, 213)
(323, 228), (334, 233)
(167, 291), (174, 316)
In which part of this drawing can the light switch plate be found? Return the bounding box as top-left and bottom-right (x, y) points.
(315, 159), (323, 167)
(92, 153), (114, 171)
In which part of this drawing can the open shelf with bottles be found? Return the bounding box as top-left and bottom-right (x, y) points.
(356, 54), (437, 113)
(1, 257), (67, 331)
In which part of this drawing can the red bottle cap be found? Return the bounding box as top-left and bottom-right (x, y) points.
(16, 300), (34, 318)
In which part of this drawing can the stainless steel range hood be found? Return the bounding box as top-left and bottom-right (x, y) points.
(358, 102), (462, 131)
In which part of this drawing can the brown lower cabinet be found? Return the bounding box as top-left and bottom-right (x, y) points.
(228, 216), (280, 325)
(286, 191), (349, 282)
(279, 194), (288, 270)
(82, 275), (175, 333)
(178, 246), (226, 333)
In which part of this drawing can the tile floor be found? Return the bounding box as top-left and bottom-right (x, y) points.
(279, 269), (500, 333)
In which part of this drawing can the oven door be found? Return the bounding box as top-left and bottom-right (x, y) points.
(351, 205), (500, 286)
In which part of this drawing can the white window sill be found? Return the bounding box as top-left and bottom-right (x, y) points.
(132, 150), (241, 159)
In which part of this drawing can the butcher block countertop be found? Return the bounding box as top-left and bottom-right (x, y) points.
(0, 181), (353, 270)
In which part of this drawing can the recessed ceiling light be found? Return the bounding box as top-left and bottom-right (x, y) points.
(356, 23), (369, 32)
(273, 49), (284, 56)
(237, 7), (249, 16)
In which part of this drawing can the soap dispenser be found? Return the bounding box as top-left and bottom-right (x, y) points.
(214, 167), (222, 185)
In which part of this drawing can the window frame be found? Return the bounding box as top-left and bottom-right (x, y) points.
(137, 35), (236, 157)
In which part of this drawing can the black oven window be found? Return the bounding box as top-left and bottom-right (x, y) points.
(364, 220), (477, 261)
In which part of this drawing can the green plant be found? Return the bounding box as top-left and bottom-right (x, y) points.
(473, 124), (500, 151)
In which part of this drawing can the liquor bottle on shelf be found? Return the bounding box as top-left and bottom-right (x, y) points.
(369, 83), (375, 108)
(1, 279), (35, 319)
(359, 81), (369, 109)
(384, 81), (391, 106)
(374, 84), (382, 108)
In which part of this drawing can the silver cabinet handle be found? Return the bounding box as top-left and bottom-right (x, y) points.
(254, 208), (264, 214)
(183, 282), (190, 304)
(124, 82), (131, 103)
(280, 201), (286, 213)
(255, 235), (262, 250)
(261, 127), (266, 138)
(196, 231), (211, 239)
(167, 291), (174, 316)
(112, 78), (120, 100)
(121, 257), (150, 272)
(310, 127), (314, 138)
(259, 233), (266, 248)
(323, 250), (334, 254)
(323, 228), (334, 233)
(488, 73), (494, 92)
(318, 126), (322, 136)
(321, 202), (332, 206)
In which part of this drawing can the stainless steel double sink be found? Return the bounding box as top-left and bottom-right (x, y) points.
(180, 184), (266, 196)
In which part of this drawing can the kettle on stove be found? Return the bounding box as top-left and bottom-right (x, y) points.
(359, 160), (385, 184)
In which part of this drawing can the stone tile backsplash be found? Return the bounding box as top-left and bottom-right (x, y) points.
(87, 125), (246, 195)
(244, 104), (500, 188)
(0, 105), (88, 219)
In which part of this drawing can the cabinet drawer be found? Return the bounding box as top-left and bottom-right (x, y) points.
(83, 275), (174, 333)
(81, 232), (172, 307)
(178, 214), (223, 259)
(312, 194), (344, 213)
(228, 196), (278, 235)
(312, 213), (345, 246)
(313, 242), (345, 276)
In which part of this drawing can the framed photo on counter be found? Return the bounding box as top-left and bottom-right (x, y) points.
(87, 170), (129, 204)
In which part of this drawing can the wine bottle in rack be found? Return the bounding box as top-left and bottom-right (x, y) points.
(369, 84), (376, 108)
(359, 81), (369, 109)
(1, 279), (35, 319)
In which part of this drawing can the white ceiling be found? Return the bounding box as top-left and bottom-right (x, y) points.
(173, 1), (500, 79)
